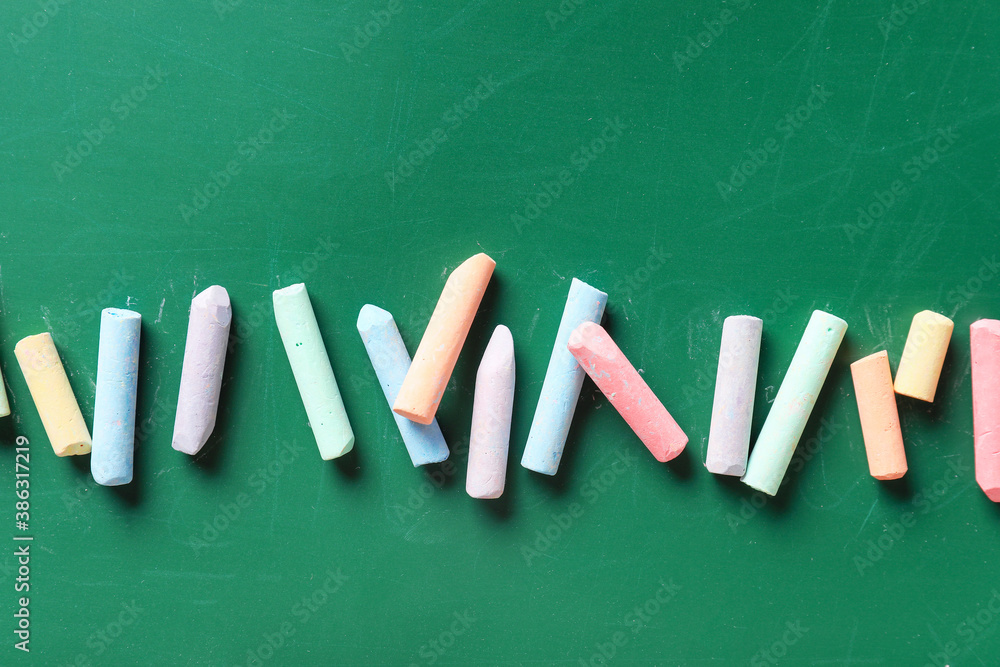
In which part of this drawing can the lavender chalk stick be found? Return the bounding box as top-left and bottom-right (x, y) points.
(91, 308), (141, 486)
(357, 305), (449, 466)
(172, 286), (232, 455)
(706, 316), (762, 476)
(467, 326), (515, 499)
(521, 278), (608, 475)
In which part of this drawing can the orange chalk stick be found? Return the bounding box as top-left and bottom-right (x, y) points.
(850, 351), (907, 480)
(394, 253), (496, 424)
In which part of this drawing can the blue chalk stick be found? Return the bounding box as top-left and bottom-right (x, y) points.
(521, 278), (608, 475)
(357, 305), (450, 466)
(91, 308), (141, 486)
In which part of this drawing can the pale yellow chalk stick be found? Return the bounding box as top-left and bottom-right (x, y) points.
(894, 310), (953, 402)
(15, 333), (92, 456)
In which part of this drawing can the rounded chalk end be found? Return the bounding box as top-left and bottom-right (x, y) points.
(272, 282), (307, 304)
(93, 469), (133, 487)
(357, 304), (393, 334)
(392, 405), (434, 425)
(103, 307), (141, 321)
(195, 284), (231, 308)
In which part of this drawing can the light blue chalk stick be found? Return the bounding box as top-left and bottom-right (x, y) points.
(742, 310), (847, 496)
(357, 305), (449, 466)
(521, 278), (608, 475)
(91, 308), (141, 486)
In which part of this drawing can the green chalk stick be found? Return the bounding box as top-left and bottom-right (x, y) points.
(742, 310), (847, 496)
(273, 283), (354, 460)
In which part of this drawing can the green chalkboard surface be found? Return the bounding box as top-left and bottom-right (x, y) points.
(2, 0), (999, 665)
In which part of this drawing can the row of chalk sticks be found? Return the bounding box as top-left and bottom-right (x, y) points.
(5, 252), (1000, 501)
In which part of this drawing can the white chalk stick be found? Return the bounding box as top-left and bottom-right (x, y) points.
(467, 326), (515, 499)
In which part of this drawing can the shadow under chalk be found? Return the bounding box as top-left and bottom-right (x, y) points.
(662, 445), (694, 481)
(878, 474), (913, 502)
(529, 378), (602, 497)
(192, 311), (244, 475)
(0, 414), (17, 446)
(332, 445), (363, 481)
(474, 480), (515, 522)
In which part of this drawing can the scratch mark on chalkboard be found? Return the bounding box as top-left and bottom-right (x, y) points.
(0, 264), (6, 320)
(154, 298), (166, 324)
(88, 9), (341, 124)
(929, 9), (979, 128)
(844, 617), (859, 664)
(301, 47), (337, 60)
(526, 310), (541, 343)
(852, 499), (878, 542)
(427, 0), (488, 42)
(853, 34), (891, 182)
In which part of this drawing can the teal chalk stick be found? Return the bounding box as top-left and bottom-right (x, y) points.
(742, 310), (847, 496)
(273, 283), (354, 460)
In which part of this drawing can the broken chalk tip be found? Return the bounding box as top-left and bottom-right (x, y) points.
(393, 253), (496, 425)
(851, 350), (907, 481)
(91, 308), (141, 486)
(467, 325), (515, 499)
(894, 309), (953, 403)
(273, 283), (354, 460)
(567, 321), (687, 462)
(14, 332), (91, 456)
(172, 285), (232, 456)
(705, 315), (762, 477)
(357, 304), (449, 466)
(742, 309), (847, 496)
(971, 319), (1000, 502)
(521, 277), (608, 476)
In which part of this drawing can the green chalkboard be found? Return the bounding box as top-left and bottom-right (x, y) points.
(1, 0), (999, 665)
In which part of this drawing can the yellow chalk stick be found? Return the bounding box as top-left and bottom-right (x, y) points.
(14, 333), (92, 456)
(851, 351), (907, 480)
(394, 253), (496, 424)
(894, 310), (953, 402)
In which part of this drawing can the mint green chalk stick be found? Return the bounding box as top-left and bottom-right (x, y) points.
(273, 283), (354, 460)
(742, 310), (847, 496)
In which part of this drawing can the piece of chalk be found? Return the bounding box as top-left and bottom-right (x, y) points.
(971, 319), (1000, 501)
(850, 350), (906, 480)
(742, 310), (847, 496)
(91, 308), (141, 486)
(393, 253), (496, 425)
(357, 305), (449, 466)
(894, 310), (953, 402)
(273, 283), (354, 460)
(706, 315), (762, 476)
(567, 322), (687, 462)
(172, 286), (232, 456)
(0, 365), (9, 418)
(521, 278), (608, 476)
(467, 325), (515, 499)
(14, 333), (91, 456)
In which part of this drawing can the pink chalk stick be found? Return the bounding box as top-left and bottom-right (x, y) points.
(971, 319), (1000, 502)
(567, 322), (687, 462)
